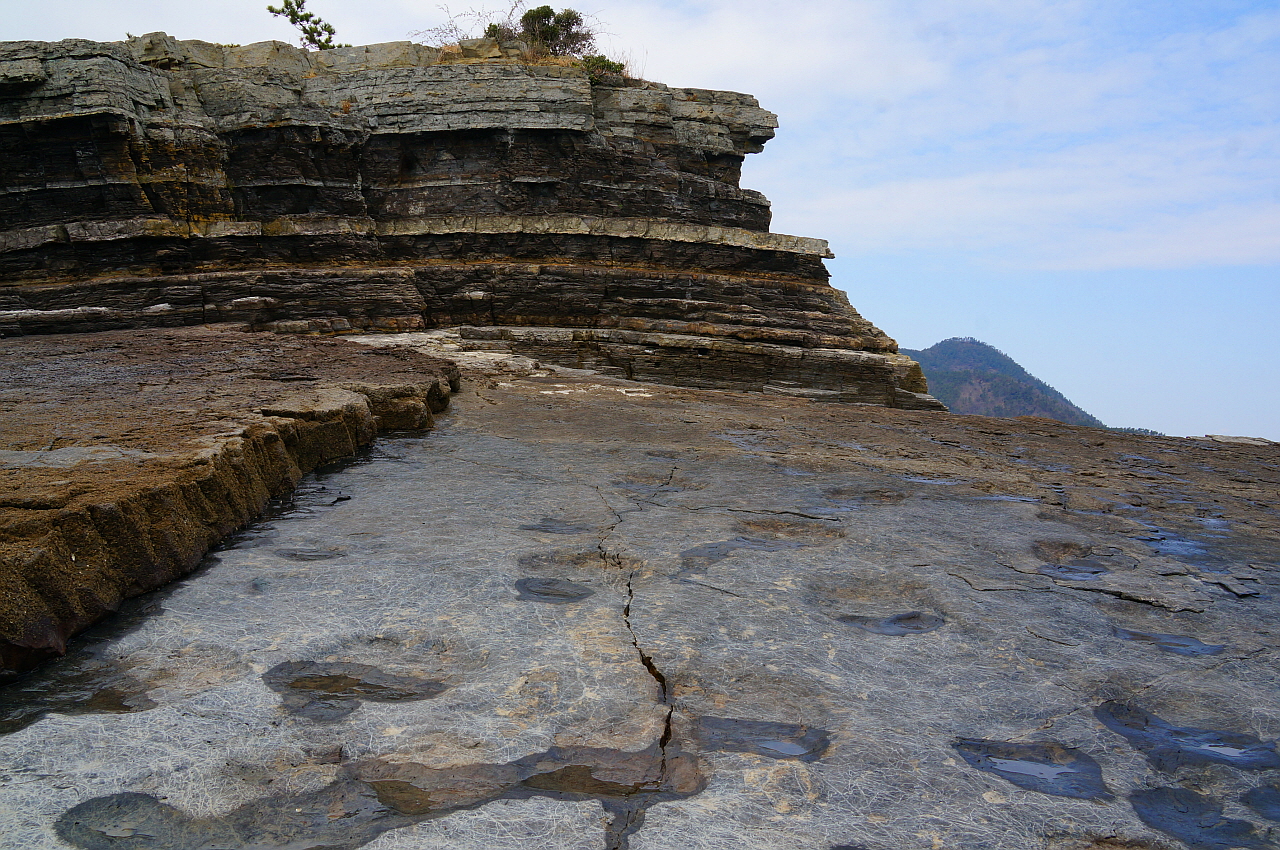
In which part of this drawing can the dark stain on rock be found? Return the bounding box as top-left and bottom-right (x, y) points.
(262, 661), (447, 722)
(1035, 544), (1141, 584)
(0, 665), (156, 735)
(1095, 701), (1280, 771)
(838, 611), (945, 636)
(696, 716), (830, 762)
(56, 781), (403, 850)
(518, 517), (594, 535)
(1130, 787), (1272, 850)
(615, 474), (690, 500)
(1034, 543), (1137, 571)
(1039, 563), (1109, 581)
(56, 742), (704, 850)
(680, 536), (807, 564)
(1112, 627), (1225, 656)
(1033, 541), (1093, 562)
(953, 739), (1113, 800)
(274, 546), (345, 561)
(737, 518), (845, 539)
(514, 577), (595, 604)
(1243, 784), (1280, 822)
(518, 550), (614, 571)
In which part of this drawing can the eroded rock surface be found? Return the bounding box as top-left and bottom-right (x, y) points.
(0, 326), (458, 678)
(1, 342), (1276, 849)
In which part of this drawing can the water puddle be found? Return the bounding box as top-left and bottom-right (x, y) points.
(0, 670), (156, 735)
(514, 577), (595, 604)
(1095, 701), (1280, 771)
(262, 661), (448, 722)
(1126, 517), (1244, 572)
(837, 612), (945, 636)
(55, 742), (704, 850)
(713, 431), (773, 452)
(1130, 787), (1271, 850)
(695, 716), (830, 762)
(1139, 532), (1211, 563)
(1112, 627), (1225, 656)
(953, 739), (1111, 800)
(0, 596), (172, 735)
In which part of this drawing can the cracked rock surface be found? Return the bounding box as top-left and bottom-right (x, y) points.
(0, 350), (1278, 849)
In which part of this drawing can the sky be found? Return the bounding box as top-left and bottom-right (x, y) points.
(3, 0), (1278, 439)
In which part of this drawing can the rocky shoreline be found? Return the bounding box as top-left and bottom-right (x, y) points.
(0, 329), (1277, 849)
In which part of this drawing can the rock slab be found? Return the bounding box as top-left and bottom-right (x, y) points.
(0, 343), (1277, 849)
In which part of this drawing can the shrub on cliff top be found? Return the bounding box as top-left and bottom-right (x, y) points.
(577, 54), (625, 84)
(417, 2), (628, 82)
(512, 6), (594, 56)
(267, 0), (349, 49)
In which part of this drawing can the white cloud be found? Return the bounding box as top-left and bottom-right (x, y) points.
(621, 0), (1280, 272)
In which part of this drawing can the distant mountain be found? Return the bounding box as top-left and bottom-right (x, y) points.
(902, 338), (1106, 427)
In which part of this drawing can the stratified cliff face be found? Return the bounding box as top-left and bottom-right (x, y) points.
(0, 33), (941, 409)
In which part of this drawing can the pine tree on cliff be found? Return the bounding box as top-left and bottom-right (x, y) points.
(267, 0), (349, 50)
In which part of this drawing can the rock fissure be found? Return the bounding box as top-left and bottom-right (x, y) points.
(1053, 582), (1207, 612)
(683, 505), (841, 521)
(621, 566), (676, 790)
(676, 578), (745, 598)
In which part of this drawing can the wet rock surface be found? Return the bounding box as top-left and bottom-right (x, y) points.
(952, 739), (1113, 800)
(1, 343), (1279, 848)
(262, 661), (449, 721)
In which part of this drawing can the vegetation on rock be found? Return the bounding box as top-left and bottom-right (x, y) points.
(418, 1), (627, 82)
(266, 0), (348, 49)
(486, 5), (594, 56)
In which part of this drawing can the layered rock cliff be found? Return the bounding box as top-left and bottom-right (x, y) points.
(0, 33), (941, 409)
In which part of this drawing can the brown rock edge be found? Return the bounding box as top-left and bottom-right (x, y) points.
(0, 326), (459, 679)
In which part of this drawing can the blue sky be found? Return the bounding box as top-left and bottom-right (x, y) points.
(4, 0), (1278, 438)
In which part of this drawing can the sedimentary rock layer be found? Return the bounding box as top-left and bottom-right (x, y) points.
(0, 34), (942, 408)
